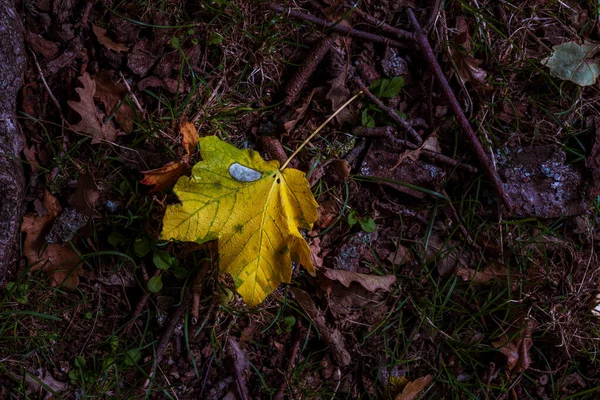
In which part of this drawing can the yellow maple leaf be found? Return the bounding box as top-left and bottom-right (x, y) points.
(161, 136), (318, 306)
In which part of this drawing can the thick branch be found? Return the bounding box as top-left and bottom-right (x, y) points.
(407, 9), (513, 211)
(268, 3), (411, 49)
(353, 126), (478, 173)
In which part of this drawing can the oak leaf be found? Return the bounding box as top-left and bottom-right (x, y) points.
(68, 73), (120, 144)
(21, 191), (83, 289)
(161, 136), (318, 306)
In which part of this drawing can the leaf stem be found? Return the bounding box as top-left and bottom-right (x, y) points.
(280, 91), (363, 170)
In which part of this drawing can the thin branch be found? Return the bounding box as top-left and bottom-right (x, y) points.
(267, 3), (411, 49)
(407, 9), (513, 211)
(350, 6), (413, 39)
(353, 126), (478, 173)
(143, 290), (193, 388)
(425, 0), (442, 32)
(30, 50), (64, 119)
(119, 71), (145, 116)
(274, 318), (304, 400)
(354, 76), (423, 145)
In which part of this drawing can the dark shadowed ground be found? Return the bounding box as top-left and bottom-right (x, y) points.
(2, 1), (600, 399)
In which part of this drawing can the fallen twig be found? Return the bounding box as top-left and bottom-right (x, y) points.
(262, 136), (298, 169)
(119, 71), (145, 116)
(353, 126), (478, 173)
(425, 0), (442, 32)
(191, 270), (202, 324)
(124, 264), (158, 335)
(30, 51), (64, 119)
(226, 337), (251, 400)
(143, 289), (193, 388)
(354, 75), (423, 145)
(285, 35), (334, 106)
(274, 318), (304, 400)
(267, 3), (411, 49)
(407, 9), (513, 211)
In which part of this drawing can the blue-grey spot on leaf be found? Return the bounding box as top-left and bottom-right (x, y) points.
(229, 163), (262, 182)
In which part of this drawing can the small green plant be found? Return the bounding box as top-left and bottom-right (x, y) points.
(361, 77), (406, 127)
(4, 282), (29, 304)
(369, 76), (405, 98)
(68, 355), (95, 386)
(277, 315), (296, 334)
(347, 210), (376, 233)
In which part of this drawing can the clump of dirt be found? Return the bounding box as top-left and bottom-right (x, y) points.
(498, 145), (587, 217)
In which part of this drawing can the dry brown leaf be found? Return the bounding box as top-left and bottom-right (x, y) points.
(395, 375), (433, 400)
(451, 49), (488, 86)
(284, 88), (318, 134)
(68, 73), (120, 144)
(316, 199), (338, 229)
(392, 134), (440, 170)
(450, 17), (488, 88)
(455, 261), (512, 283)
(69, 173), (100, 218)
(141, 161), (186, 193)
(387, 244), (413, 265)
(140, 122), (199, 192)
(21, 191), (83, 289)
(25, 31), (59, 58)
(308, 232), (323, 270)
(492, 319), (536, 373)
(323, 268), (396, 292)
(291, 287), (351, 366)
(92, 25), (129, 53)
(94, 70), (136, 133)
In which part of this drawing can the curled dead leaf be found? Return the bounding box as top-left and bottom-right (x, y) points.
(92, 25), (129, 53)
(290, 287), (351, 366)
(140, 122), (198, 192)
(455, 261), (517, 283)
(492, 319), (536, 373)
(141, 161), (186, 193)
(322, 268), (396, 292)
(316, 199), (338, 229)
(450, 48), (488, 86)
(394, 375), (433, 400)
(392, 134), (440, 170)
